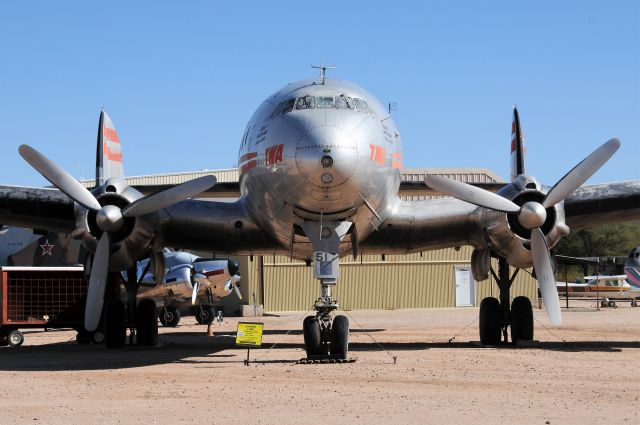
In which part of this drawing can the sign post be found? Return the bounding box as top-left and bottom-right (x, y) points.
(235, 322), (264, 365)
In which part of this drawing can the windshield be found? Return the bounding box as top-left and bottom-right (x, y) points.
(281, 95), (370, 114)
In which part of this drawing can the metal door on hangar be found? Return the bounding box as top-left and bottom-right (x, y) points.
(455, 265), (476, 307)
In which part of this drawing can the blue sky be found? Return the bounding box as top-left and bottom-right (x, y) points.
(0, 1), (638, 186)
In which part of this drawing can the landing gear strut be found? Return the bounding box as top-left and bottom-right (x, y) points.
(300, 221), (352, 360)
(479, 257), (534, 345)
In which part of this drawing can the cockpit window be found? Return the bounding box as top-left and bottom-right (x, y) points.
(335, 95), (349, 109)
(316, 96), (334, 108)
(282, 98), (296, 114)
(296, 95), (316, 110)
(351, 98), (369, 113)
(281, 95), (370, 114)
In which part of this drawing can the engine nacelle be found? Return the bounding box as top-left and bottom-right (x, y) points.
(71, 178), (156, 271)
(478, 175), (569, 270)
(193, 259), (241, 299)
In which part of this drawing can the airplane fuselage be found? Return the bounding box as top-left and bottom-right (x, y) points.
(238, 78), (403, 258)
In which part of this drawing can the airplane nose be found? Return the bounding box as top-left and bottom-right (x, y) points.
(295, 125), (358, 187)
(227, 259), (239, 276)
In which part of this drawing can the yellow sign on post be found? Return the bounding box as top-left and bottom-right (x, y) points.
(236, 322), (264, 366)
(236, 322), (264, 348)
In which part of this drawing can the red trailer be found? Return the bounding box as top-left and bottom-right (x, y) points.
(0, 266), (91, 346)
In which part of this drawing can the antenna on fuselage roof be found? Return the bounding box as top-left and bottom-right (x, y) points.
(311, 62), (336, 84)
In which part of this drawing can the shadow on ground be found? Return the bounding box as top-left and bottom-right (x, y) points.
(0, 328), (638, 371)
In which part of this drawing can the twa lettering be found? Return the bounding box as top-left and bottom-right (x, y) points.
(265, 144), (283, 166)
(369, 144), (386, 165)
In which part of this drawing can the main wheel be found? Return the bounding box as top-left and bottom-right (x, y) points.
(331, 315), (349, 360)
(194, 306), (214, 325)
(511, 296), (534, 344)
(159, 307), (181, 327)
(104, 299), (126, 348)
(303, 316), (321, 357)
(136, 299), (158, 346)
(479, 297), (501, 345)
(7, 330), (24, 347)
(608, 300), (616, 308)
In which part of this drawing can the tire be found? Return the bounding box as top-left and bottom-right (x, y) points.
(76, 330), (91, 345)
(608, 300), (616, 308)
(303, 316), (321, 357)
(7, 330), (24, 347)
(194, 306), (214, 325)
(511, 296), (534, 344)
(104, 299), (126, 348)
(159, 307), (181, 327)
(331, 315), (349, 359)
(479, 297), (501, 345)
(91, 330), (105, 344)
(136, 299), (158, 346)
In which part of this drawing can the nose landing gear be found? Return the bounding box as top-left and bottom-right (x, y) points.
(299, 220), (352, 361)
(302, 281), (350, 359)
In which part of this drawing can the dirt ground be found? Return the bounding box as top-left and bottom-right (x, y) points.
(0, 300), (639, 425)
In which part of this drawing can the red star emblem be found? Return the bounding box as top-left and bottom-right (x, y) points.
(40, 239), (54, 256)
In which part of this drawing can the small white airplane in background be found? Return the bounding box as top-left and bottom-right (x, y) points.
(556, 274), (639, 306)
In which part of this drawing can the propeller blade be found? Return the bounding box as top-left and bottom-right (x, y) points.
(19, 145), (102, 211)
(122, 175), (217, 217)
(232, 281), (242, 300)
(424, 175), (520, 213)
(531, 228), (562, 326)
(84, 232), (111, 331)
(191, 281), (199, 306)
(542, 138), (620, 208)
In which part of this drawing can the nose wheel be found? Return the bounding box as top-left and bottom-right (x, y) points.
(301, 281), (350, 360)
(299, 220), (353, 361)
(303, 312), (350, 360)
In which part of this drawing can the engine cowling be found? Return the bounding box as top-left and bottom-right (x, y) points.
(71, 178), (156, 271)
(478, 175), (569, 270)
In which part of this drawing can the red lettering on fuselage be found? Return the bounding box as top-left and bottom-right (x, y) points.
(265, 144), (283, 166)
(369, 144), (386, 166)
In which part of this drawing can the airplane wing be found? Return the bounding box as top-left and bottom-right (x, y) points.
(361, 181), (640, 255)
(563, 181), (640, 229)
(0, 185), (75, 232)
(360, 197), (482, 253)
(0, 185), (283, 254)
(133, 180), (506, 200)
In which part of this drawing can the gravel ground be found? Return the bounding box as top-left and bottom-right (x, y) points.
(0, 301), (639, 425)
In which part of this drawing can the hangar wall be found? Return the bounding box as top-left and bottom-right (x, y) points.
(240, 247), (537, 312)
(91, 167), (538, 313)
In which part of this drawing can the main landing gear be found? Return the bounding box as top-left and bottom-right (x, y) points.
(479, 257), (534, 345)
(300, 220), (352, 360)
(80, 269), (159, 348)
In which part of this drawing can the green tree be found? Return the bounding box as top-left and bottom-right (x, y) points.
(555, 221), (640, 258)
(554, 221), (640, 278)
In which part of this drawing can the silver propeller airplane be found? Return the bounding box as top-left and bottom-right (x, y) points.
(1, 68), (640, 356)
